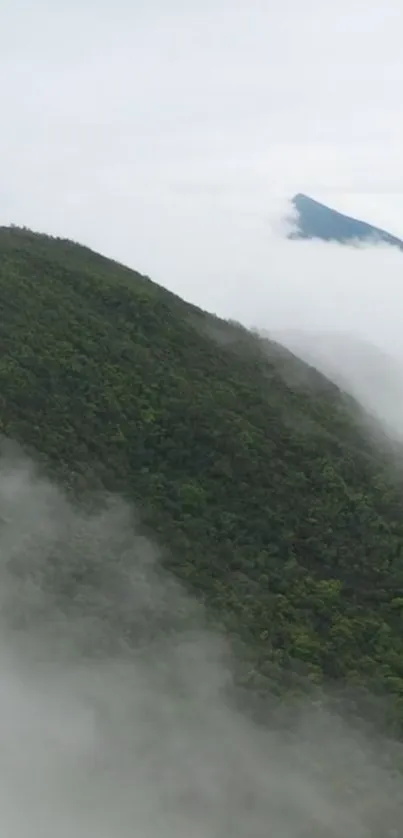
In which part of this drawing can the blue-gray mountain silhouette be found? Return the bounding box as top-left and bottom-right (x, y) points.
(289, 193), (403, 250)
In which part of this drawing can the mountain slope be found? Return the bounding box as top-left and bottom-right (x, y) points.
(288, 193), (403, 249)
(2, 225), (403, 731)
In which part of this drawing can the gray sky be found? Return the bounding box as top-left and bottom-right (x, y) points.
(2, 0), (403, 345)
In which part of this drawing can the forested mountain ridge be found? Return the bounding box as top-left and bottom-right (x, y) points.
(2, 224), (403, 733)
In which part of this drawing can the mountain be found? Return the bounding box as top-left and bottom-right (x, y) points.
(2, 224), (403, 733)
(288, 193), (403, 249)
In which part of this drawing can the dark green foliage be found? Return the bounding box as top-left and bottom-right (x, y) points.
(1, 225), (403, 732)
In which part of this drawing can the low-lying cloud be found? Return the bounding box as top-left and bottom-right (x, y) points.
(0, 441), (402, 837)
(153, 196), (403, 442)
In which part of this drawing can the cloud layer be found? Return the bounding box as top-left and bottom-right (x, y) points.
(0, 445), (402, 837)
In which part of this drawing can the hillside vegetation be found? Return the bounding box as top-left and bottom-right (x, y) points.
(1, 225), (403, 732)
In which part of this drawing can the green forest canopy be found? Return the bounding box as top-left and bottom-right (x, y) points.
(1, 224), (403, 733)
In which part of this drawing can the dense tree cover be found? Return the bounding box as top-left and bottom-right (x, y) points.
(1, 224), (403, 733)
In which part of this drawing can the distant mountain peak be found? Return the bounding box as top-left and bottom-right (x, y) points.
(288, 193), (403, 250)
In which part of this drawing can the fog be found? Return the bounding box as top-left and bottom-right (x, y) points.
(158, 202), (403, 443)
(2, 0), (403, 832)
(0, 442), (401, 837)
(258, 233), (403, 442)
(145, 198), (403, 443)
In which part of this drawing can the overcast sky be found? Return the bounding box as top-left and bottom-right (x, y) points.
(2, 0), (403, 349)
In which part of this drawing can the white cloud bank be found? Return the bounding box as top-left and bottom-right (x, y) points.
(0, 446), (402, 837)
